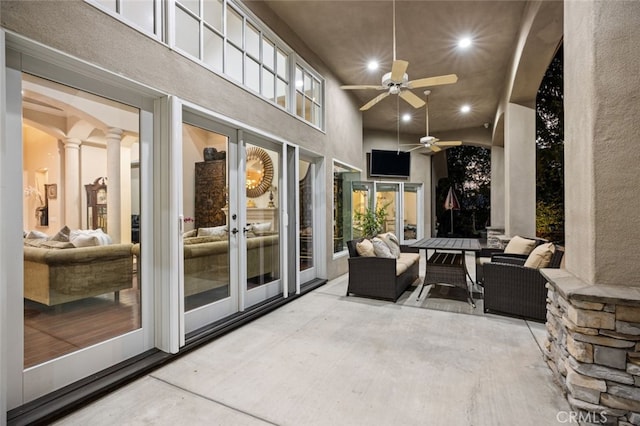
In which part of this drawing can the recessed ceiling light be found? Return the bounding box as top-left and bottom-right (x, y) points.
(458, 37), (472, 49)
(367, 60), (379, 71)
(460, 104), (471, 113)
(402, 113), (411, 122)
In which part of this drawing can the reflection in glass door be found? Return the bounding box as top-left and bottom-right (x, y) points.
(299, 159), (313, 272)
(375, 182), (400, 236)
(403, 184), (420, 242)
(181, 123), (230, 311)
(351, 181), (373, 239)
(243, 141), (281, 308)
(16, 72), (151, 403)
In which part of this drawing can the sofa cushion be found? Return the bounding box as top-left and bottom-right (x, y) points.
(183, 229), (197, 238)
(377, 232), (401, 258)
(504, 236), (537, 255)
(397, 252), (420, 268)
(26, 230), (48, 240)
(70, 229), (112, 247)
(251, 222), (272, 236)
(184, 235), (226, 245)
(356, 238), (375, 257)
(40, 240), (75, 249)
(372, 237), (395, 258)
(524, 242), (555, 269)
(395, 261), (409, 276)
(50, 226), (70, 242)
(198, 225), (228, 238)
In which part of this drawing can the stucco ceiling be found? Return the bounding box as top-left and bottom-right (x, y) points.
(254, 0), (532, 139)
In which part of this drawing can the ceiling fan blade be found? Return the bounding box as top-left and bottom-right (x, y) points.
(390, 60), (409, 82)
(430, 145), (442, 152)
(435, 141), (463, 146)
(407, 74), (458, 89)
(399, 90), (426, 109)
(360, 92), (390, 111)
(340, 85), (384, 90)
(407, 145), (426, 152)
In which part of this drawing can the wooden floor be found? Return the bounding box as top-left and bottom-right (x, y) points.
(24, 280), (141, 368)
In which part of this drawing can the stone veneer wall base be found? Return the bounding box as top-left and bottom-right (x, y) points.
(544, 268), (640, 425)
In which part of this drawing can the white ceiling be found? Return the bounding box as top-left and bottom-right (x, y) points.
(250, 0), (536, 138)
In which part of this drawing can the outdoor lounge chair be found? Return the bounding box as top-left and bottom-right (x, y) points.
(483, 245), (564, 322)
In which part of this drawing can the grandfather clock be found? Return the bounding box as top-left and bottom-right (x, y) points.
(85, 177), (107, 232)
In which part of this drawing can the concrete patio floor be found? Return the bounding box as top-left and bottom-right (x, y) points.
(53, 262), (571, 426)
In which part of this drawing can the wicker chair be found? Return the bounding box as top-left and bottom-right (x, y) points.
(475, 236), (548, 285)
(346, 238), (420, 302)
(483, 245), (564, 322)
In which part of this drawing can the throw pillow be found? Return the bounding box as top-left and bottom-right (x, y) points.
(69, 229), (112, 247)
(251, 222), (272, 236)
(503, 236), (537, 255)
(197, 225), (228, 238)
(377, 232), (401, 258)
(25, 230), (48, 240)
(40, 240), (75, 249)
(183, 229), (197, 238)
(524, 243), (555, 269)
(50, 225), (71, 242)
(372, 237), (395, 258)
(356, 238), (375, 257)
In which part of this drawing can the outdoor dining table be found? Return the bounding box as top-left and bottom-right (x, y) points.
(410, 237), (482, 307)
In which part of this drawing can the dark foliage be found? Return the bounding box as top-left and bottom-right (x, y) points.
(436, 145), (491, 237)
(536, 46), (564, 243)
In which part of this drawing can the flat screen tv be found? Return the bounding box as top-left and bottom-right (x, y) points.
(369, 149), (411, 178)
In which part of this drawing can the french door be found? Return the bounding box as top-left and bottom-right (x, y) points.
(179, 108), (283, 334)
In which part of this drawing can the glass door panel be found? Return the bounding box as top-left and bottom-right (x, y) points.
(299, 159), (313, 272)
(181, 123), (230, 311)
(375, 182), (400, 235)
(22, 74), (142, 368)
(403, 183), (421, 242)
(243, 141), (281, 307)
(351, 181), (373, 239)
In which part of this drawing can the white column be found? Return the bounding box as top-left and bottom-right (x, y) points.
(504, 103), (536, 237)
(106, 128), (122, 243)
(63, 138), (81, 229)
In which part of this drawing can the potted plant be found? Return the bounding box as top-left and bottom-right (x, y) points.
(354, 203), (388, 239)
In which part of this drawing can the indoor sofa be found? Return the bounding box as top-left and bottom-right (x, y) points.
(182, 234), (279, 296)
(346, 237), (420, 302)
(24, 244), (135, 306)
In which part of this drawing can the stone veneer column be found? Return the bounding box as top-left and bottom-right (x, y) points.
(106, 128), (122, 243)
(63, 137), (81, 229)
(544, 2), (640, 424)
(504, 102), (536, 238)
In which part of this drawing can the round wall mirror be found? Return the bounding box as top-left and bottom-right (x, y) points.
(246, 146), (273, 198)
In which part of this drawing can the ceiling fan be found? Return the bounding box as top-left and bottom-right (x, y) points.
(401, 90), (462, 153)
(340, 0), (458, 111)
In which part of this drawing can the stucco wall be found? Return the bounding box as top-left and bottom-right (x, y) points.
(1, 0), (364, 279)
(564, 0), (640, 286)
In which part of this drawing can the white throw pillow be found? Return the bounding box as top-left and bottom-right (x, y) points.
(377, 232), (401, 258)
(372, 237), (395, 259)
(251, 222), (272, 235)
(504, 236), (537, 255)
(524, 243), (555, 269)
(69, 229), (112, 247)
(356, 238), (375, 257)
(25, 230), (48, 240)
(197, 225), (228, 238)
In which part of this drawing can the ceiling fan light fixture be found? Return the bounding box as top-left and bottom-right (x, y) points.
(420, 135), (437, 144)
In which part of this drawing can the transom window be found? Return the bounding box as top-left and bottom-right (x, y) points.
(87, 0), (323, 129)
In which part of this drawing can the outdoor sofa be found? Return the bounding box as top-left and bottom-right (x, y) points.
(346, 237), (420, 302)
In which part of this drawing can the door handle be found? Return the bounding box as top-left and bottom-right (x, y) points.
(231, 228), (239, 235)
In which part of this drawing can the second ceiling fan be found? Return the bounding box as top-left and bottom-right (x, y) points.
(401, 90), (462, 153)
(341, 0), (458, 111)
